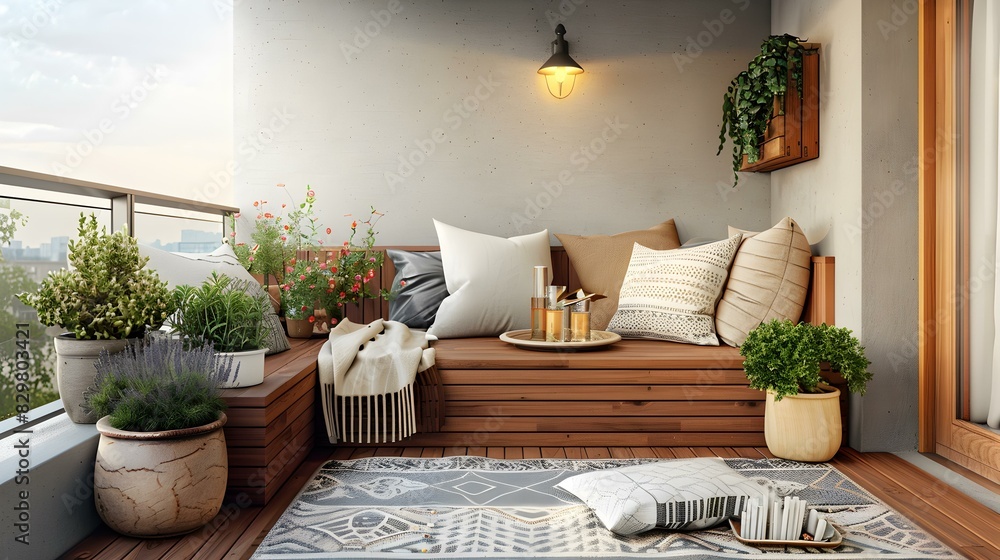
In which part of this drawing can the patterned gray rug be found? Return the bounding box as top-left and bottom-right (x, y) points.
(252, 456), (961, 559)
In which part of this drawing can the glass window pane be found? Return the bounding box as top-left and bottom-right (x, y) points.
(134, 210), (223, 254)
(0, 195), (111, 420)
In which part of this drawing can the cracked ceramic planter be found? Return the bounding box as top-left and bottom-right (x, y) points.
(94, 413), (228, 537)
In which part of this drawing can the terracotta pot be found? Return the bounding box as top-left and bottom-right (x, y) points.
(53, 335), (130, 423)
(94, 414), (228, 537)
(764, 384), (842, 462)
(286, 318), (315, 338)
(218, 347), (267, 388)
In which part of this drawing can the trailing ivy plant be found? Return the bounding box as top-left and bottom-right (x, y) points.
(717, 34), (807, 186)
(740, 320), (872, 401)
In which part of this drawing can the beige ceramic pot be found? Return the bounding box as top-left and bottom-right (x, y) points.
(94, 414), (228, 537)
(764, 384), (842, 462)
(53, 335), (130, 423)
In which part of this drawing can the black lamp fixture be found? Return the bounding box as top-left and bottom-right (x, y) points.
(538, 24), (584, 99)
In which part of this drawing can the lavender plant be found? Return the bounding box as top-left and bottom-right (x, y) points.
(84, 337), (235, 432)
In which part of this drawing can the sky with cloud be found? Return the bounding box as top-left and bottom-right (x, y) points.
(0, 0), (233, 205)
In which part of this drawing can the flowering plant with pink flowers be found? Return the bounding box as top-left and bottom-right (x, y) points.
(327, 208), (385, 307)
(279, 257), (337, 322)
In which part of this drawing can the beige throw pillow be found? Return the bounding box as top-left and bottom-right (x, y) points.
(716, 217), (812, 347)
(555, 220), (681, 330)
(607, 235), (742, 346)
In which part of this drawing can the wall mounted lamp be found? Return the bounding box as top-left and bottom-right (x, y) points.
(538, 24), (584, 99)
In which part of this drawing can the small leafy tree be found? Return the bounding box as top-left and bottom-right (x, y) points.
(16, 214), (175, 340)
(740, 320), (872, 401)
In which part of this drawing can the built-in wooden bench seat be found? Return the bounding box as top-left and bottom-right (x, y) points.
(230, 248), (836, 503)
(311, 248), (841, 449)
(221, 337), (325, 505)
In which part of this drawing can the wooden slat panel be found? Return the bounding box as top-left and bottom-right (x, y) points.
(224, 389), (314, 445)
(435, 416), (763, 433)
(225, 372), (315, 428)
(433, 338), (745, 370)
(227, 419), (314, 467)
(443, 385), (762, 401)
(445, 400), (763, 417)
(228, 430), (314, 499)
(438, 369), (752, 385)
(228, 406), (314, 485)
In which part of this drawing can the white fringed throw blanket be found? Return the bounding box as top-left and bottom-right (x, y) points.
(318, 318), (435, 444)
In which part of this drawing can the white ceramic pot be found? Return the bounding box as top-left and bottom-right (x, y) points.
(94, 414), (228, 537)
(53, 335), (130, 423)
(218, 347), (267, 388)
(764, 384), (842, 462)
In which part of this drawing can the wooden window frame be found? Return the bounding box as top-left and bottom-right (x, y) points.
(919, 0), (1000, 483)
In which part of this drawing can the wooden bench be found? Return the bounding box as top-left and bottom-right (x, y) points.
(221, 337), (325, 506)
(306, 247), (840, 449)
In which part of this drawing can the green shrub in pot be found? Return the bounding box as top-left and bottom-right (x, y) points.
(740, 320), (872, 462)
(171, 272), (269, 387)
(14, 213), (175, 422)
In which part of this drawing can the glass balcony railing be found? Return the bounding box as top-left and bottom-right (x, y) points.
(0, 166), (237, 422)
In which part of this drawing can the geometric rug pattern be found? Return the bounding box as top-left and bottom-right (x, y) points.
(252, 457), (963, 559)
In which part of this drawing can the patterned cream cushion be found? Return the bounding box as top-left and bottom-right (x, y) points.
(716, 217), (812, 347)
(607, 235), (742, 345)
(557, 458), (771, 536)
(555, 220), (681, 330)
(428, 220), (552, 338)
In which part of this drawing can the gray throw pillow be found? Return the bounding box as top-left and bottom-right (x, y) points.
(387, 250), (448, 329)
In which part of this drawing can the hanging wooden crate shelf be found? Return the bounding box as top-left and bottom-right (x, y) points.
(740, 43), (820, 173)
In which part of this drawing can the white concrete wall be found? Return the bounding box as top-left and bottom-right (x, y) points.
(772, 0), (919, 451)
(770, 0), (864, 333)
(234, 0), (772, 245)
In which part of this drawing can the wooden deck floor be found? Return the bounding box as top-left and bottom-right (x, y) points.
(60, 447), (1000, 560)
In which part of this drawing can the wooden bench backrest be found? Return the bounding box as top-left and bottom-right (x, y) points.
(303, 247), (836, 328)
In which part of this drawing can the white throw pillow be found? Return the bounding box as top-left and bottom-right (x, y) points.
(427, 220), (552, 338)
(607, 235), (742, 345)
(139, 243), (290, 355)
(556, 458), (771, 536)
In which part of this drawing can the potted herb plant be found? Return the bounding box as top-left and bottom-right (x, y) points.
(16, 214), (175, 422)
(717, 34), (807, 185)
(740, 319), (872, 462)
(172, 272), (269, 387)
(84, 336), (232, 537)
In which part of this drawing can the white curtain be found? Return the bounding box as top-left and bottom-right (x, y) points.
(970, 0), (1000, 429)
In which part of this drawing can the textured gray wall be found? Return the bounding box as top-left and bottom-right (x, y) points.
(234, 0), (773, 245)
(771, 0), (919, 451)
